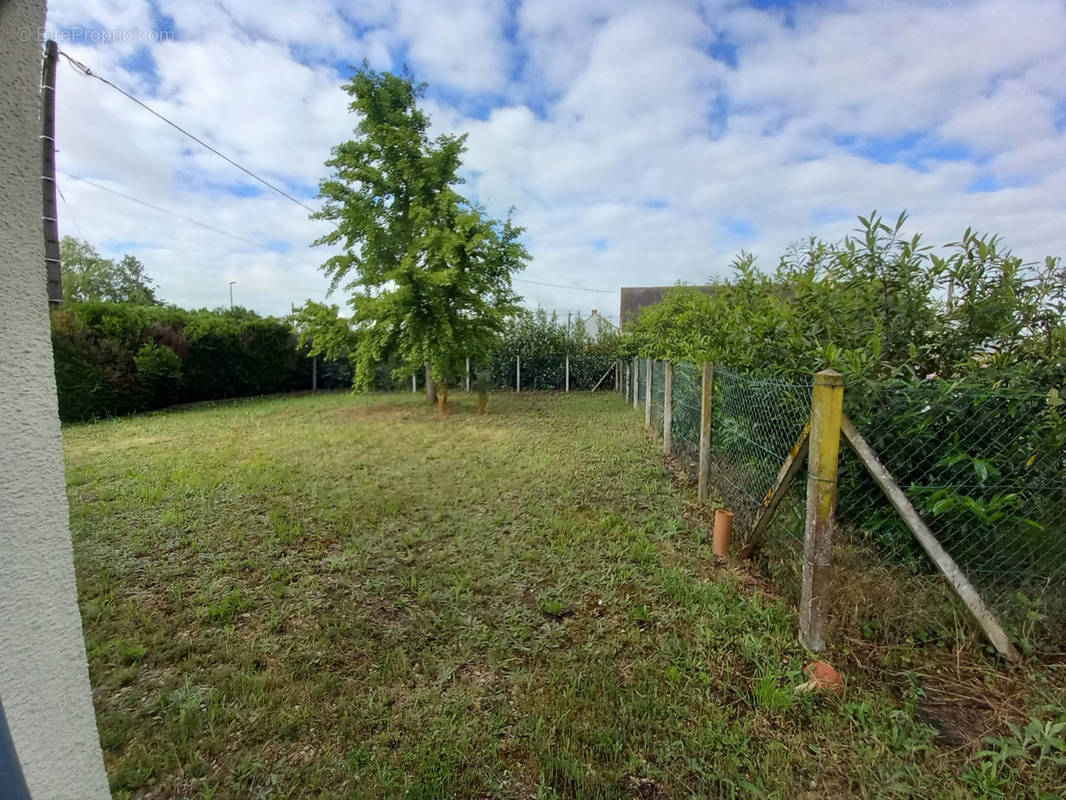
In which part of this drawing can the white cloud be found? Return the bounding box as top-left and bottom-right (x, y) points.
(42, 0), (1066, 322)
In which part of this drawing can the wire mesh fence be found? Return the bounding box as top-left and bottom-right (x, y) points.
(671, 361), (702, 470)
(706, 367), (812, 606)
(619, 356), (1066, 655)
(835, 383), (1066, 650)
(645, 361), (666, 424)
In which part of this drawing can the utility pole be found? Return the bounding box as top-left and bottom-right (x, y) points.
(228, 280), (236, 310)
(41, 39), (62, 304)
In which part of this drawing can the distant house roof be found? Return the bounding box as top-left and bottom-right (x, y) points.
(619, 286), (716, 328)
(578, 309), (616, 339)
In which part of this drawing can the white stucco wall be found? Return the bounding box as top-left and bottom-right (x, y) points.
(0, 1), (112, 797)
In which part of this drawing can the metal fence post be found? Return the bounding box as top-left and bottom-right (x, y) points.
(799, 369), (845, 652)
(644, 358), (652, 430)
(663, 360), (673, 456)
(632, 356), (639, 409)
(698, 362), (714, 503)
(565, 354), (570, 393)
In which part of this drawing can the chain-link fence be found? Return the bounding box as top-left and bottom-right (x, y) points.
(670, 362), (702, 472)
(618, 357), (1066, 655)
(835, 383), (1066, 650)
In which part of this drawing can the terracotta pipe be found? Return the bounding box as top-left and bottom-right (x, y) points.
(713, 509), (734, 557)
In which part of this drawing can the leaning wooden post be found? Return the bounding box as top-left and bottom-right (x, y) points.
(565, 354), (570, 393)
(663, 360), (674, 456)
(465, 357), (471, 392)
(516, 355), (521, 393)
(632, 356), (639, 409)
(840, 416), (1019, 661)
(799, 369), (845, 652)
(644, 358), (653, 429)
(698, 362), (713, 503)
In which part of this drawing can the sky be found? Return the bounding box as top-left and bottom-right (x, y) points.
(44, 0), (1066, 322)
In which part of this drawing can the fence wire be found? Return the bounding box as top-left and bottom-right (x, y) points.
(706, 366), (813, 602)
(671, 362), (702, 472)
(836, 383), (1066, 650)
(637, 360), (647, 410)
(626, 357), (1066, 652)
(651, 360), (665, 431)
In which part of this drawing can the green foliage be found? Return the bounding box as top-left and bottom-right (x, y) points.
(51, 302), (346, 422)
(292, 301), (357, 364)
(134, 341), (183, 408)
(630, 213), (1066, 388)
(486, 308), (623, 389)
(313, 66), (529, 394)
(631, 213), (1066, 645)
(60, 236), (161, 304)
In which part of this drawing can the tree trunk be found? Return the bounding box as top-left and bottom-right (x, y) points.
(437, 379), (449, 414)
(424, 363), (437, 405)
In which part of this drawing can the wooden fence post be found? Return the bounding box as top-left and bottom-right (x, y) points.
(565, 354), (570, 393)
(632, 356), (639, 410)
(663, 360), (674, 456)
(465, 357), (470, 392)
(516, 355), (521, 393)
(644, 358), (653, 430)
(698, 362), (713, 503)
(799, 369), (845, 652)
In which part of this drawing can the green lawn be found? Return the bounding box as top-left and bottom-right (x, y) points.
(64, 391), (1065, 799)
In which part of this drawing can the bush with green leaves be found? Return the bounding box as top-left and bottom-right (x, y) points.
(51, 303), (349, 422)
(484, 309), (623, 390)
(629, 213), (1066, 646)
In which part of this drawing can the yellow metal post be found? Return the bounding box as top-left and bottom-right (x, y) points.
(799, 369), (844, 652)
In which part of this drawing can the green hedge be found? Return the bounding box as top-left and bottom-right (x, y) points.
(51, 302), (350, 422)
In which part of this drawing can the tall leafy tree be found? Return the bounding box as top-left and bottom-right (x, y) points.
(60, 236), (160, 304)
(312, 67), (528, 410)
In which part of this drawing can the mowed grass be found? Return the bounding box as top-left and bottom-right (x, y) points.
(64, 391), (1065, 799)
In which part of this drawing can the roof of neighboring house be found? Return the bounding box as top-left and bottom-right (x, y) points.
(619, 285), (716, 328)
(579, 310), (616, 339)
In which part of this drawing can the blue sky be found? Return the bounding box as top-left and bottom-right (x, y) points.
(46, 0), (1066, 319)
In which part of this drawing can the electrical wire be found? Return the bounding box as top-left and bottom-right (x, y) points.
(58, 51), (317, 214)
(64, 173), (267, 248)
(513, 277), (618, 294)
(58, 53), (626, 298)
(56, 183), (84, 239)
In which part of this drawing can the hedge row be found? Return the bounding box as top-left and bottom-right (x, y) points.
(51, 302), (352, 422)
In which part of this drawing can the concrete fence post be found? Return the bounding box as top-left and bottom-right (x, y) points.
(644, 358), (652, 430)
(663, 360), (674, 456)
(799, 369), (845, 652)
(698, 362), (713, 503)
(465, 357), (470, 392)
(411, 373), (416, 393)
(565, 354), (570, 393)
(516, 355), (521, 393)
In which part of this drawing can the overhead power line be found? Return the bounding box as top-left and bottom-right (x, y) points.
(58, 50), (317, 214)
(65, 173), (266, 248)
(513, 277), (618, 294)
(59, 53), (624, 298)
